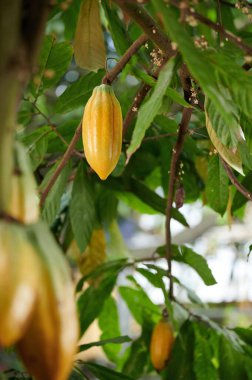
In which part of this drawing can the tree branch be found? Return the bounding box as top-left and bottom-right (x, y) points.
(102, 34), (148, 85)
(220, 0), (252, 8)
(39, 121), (82, 207)
(112, 0), (175, 57)
(170, 0), (252, 55)
(221, 158), (252, 201)
(165, 107), (193, 299)
(123, 83), (150, 137)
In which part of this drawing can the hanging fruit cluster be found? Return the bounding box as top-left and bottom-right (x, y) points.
(82, 84), (123, 180)
(0, 143), (79, 380)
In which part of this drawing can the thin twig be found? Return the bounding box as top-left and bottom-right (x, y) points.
(123, 83), (150, 137)
(165, 108), (193, 300)
(143, 132), (178, 142)
(221, 158), (252, 201)
(102, 34), (148, 85)
(26, 99), (83, 158)
(32, 102), (68, 146)
(170, 0), (252, 55)
(39, 122), (82, 207)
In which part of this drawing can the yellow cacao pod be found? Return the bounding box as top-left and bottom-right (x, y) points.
(0, 222), (39, 346)
(8, 142), (39, 224)
(17, 223), (79, 380)
(82, 84), (123, 180)
(67, 228), (106, 277)
(150, 319), (174, 371)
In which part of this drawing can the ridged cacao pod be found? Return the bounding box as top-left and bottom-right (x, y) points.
(82, 84), (123, 180)
(17, 223), (79, 380)
(0, 222), (39, 346)
(8, 142), (39, 224)
(150, 319), (174, 371)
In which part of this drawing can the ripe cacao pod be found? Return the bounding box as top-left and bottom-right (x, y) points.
(8, 142), (39, 224)
(17, 223), (79, 380)
(82, 84), (123, 180)
(150, 319), (174, 371)
(0, 222), (39, 346)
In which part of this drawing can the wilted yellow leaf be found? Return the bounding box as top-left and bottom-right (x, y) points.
(74, 0), (106, 71)
(205, 111), (244, 175)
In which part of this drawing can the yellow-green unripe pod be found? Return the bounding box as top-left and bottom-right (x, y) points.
(82, 84), (123, 180)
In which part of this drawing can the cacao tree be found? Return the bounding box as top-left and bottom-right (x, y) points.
(1, 0), (252, 379)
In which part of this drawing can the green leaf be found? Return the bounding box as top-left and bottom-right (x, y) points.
(238, 140), (252, 171)
(176, 280), (205, 306)
(98, 296), (122, 362)
(77, 273), (118, 335)
(245, 357), (252, 380)
(219, 335), (247, 380)
(162, 321), (195, 380)
(206, 156), (229, 216)
(166, 87), (192, 108)
(78, 335), (131, 352)
(83, 362), (134, 380)
(127, 59), (175, 159)
(151, 3), (236, 130)
(70, 162), (96, 252)
(22, 126), (51, 170)
(31, 35), (73, 97)
(119, 286), (160, 325)
(173, 245), (217, 286)
(205, 97), (242, 148)
(193, 324), (220, 380)
(136, 266), (171, 315)
(96, 187), (118, 226)
(76, 258), (127, 292)
(136, 267), (165, 290)
(42, 161), (71, 225)
(62, 0), (81, 40)
(54, 70), (104, 114)
(122, 336), (149, 379)
(17, 100), (33, 126)
(130, 178), (188, 226)
(205, 49), (252, 124)
(132, 68), (156, 86)
(102, 2), (130, 55)
(232, 171), (252, 212)
(234, 327), (252, 346)
(70, 368), (88, 380)
(73, 0), (106, 71)
(47, 119), (83, 153)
